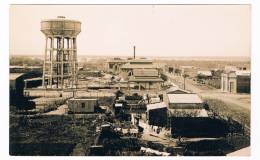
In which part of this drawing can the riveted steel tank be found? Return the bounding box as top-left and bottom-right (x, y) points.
(41, 16), (81, 37)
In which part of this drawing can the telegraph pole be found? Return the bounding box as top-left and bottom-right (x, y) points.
(183, 74), (188, 90)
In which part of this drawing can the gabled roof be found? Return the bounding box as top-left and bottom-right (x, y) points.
(167, 93), (203, 104)
(166, 86), (190, 94)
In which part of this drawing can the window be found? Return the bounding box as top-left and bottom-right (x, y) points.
(81, 103), (85, 108)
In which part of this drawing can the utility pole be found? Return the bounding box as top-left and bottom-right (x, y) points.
(133, 46), (136, 59)
(183, 74), (188, 90)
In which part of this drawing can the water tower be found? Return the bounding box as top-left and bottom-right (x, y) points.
(41, 16), (81, 89)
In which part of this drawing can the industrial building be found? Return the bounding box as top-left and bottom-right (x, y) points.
(10, 72), (43, 99)
(41, 16), (81, 89)
(68, 98), (98, 113)
(166, 92), (229, 138)
(167, 92), (208, 120)
(120, 59), (159, 73)
(107, 58), (127, 74)
(128, 69), (163, 90)
(221, 70), (251, 93)
(10, 73), (37, 109)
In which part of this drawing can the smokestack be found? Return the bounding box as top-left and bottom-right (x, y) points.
(133, 46), (136, 59)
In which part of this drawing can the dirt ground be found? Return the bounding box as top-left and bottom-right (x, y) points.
(43, 104), (68, 115)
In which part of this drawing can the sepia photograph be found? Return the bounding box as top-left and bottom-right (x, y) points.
(7, 3), (253, 157)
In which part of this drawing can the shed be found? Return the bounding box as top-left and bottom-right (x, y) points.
(10, 73), (25, 100)
(146, 102), (168, 127)
(68, 98), (98, 113)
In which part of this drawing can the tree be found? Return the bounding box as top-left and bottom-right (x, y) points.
(160, 73), (168, 81)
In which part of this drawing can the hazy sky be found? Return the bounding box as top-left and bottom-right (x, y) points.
(10, 5), (250, 57)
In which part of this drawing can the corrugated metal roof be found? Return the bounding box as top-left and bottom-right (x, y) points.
(147, 102), (167, 111)
(167, 93), (203, 104)
(133, 69), (158, 77)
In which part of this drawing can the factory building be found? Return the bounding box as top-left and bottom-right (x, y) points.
(107, 58), (127, 74)
(120, 59), (159, 73)
(221, 70), (251, 93)
(68, 98), (98, 113)
(128, 69), (163, 90)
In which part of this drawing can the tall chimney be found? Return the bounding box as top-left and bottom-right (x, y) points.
(133, 46), (136, 59)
